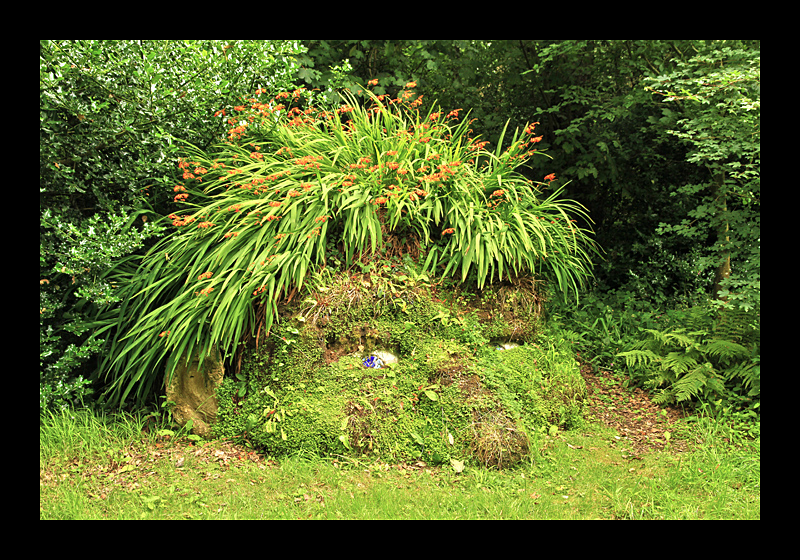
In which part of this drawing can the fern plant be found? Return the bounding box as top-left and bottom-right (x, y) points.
(617, 321), (759, 410)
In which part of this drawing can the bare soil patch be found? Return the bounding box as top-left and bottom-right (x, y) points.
(577, 354), (690, 457)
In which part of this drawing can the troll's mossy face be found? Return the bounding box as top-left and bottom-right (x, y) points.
(214, 275), (584, 468)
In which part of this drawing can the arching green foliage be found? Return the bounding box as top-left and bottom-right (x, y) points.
(91, 82), (597, 408)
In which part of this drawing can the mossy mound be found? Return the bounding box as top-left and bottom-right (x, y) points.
(213, 269), (585, 469)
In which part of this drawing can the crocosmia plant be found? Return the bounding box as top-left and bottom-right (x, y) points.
(93, 81), (597, 407)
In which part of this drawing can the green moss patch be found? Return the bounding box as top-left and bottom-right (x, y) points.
(214, 273), (585, 469)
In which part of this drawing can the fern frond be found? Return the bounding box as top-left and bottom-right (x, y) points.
(672, 363), (714, 403)
(665, 329), (699, 348)
(616, 349), (660, 370)
(745, 364), (761, 397)
(661, 350), (698, 376)
(713, 305), (760, 346)
(651, 387), (676, 405)
(704, 339), (750, 365)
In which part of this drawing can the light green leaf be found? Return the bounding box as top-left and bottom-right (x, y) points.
(450, 459), (465, 473)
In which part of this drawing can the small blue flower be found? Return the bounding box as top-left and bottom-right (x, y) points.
(362, 356), (384, 368)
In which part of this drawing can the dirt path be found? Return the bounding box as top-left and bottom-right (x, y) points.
(578, 356), (690, 456)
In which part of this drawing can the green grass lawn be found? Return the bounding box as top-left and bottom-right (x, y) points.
(39, 407), (759, 520)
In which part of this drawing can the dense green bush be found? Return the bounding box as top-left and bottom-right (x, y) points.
(295, 40), (759, 310)
(40, 40), (307, 411)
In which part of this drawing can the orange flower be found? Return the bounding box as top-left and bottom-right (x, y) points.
(442, 228), (455, 235)
(268, 201), (282, 207)
(406, 81), (417, 88)
(374, 197), (388, 205)
(544, 173), (556, 182)
(159, 330), (170, 337)
(368, 79), (379, 86)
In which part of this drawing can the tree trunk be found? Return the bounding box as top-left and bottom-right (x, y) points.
(711, 171), (731, 302)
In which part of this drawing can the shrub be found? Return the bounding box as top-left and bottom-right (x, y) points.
(91, 81), (597, 408)
(40, 40), (306, 412)
(616, 304), (760, 412)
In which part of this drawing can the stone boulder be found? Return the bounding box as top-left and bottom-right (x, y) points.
(165, 346), (224, 438)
